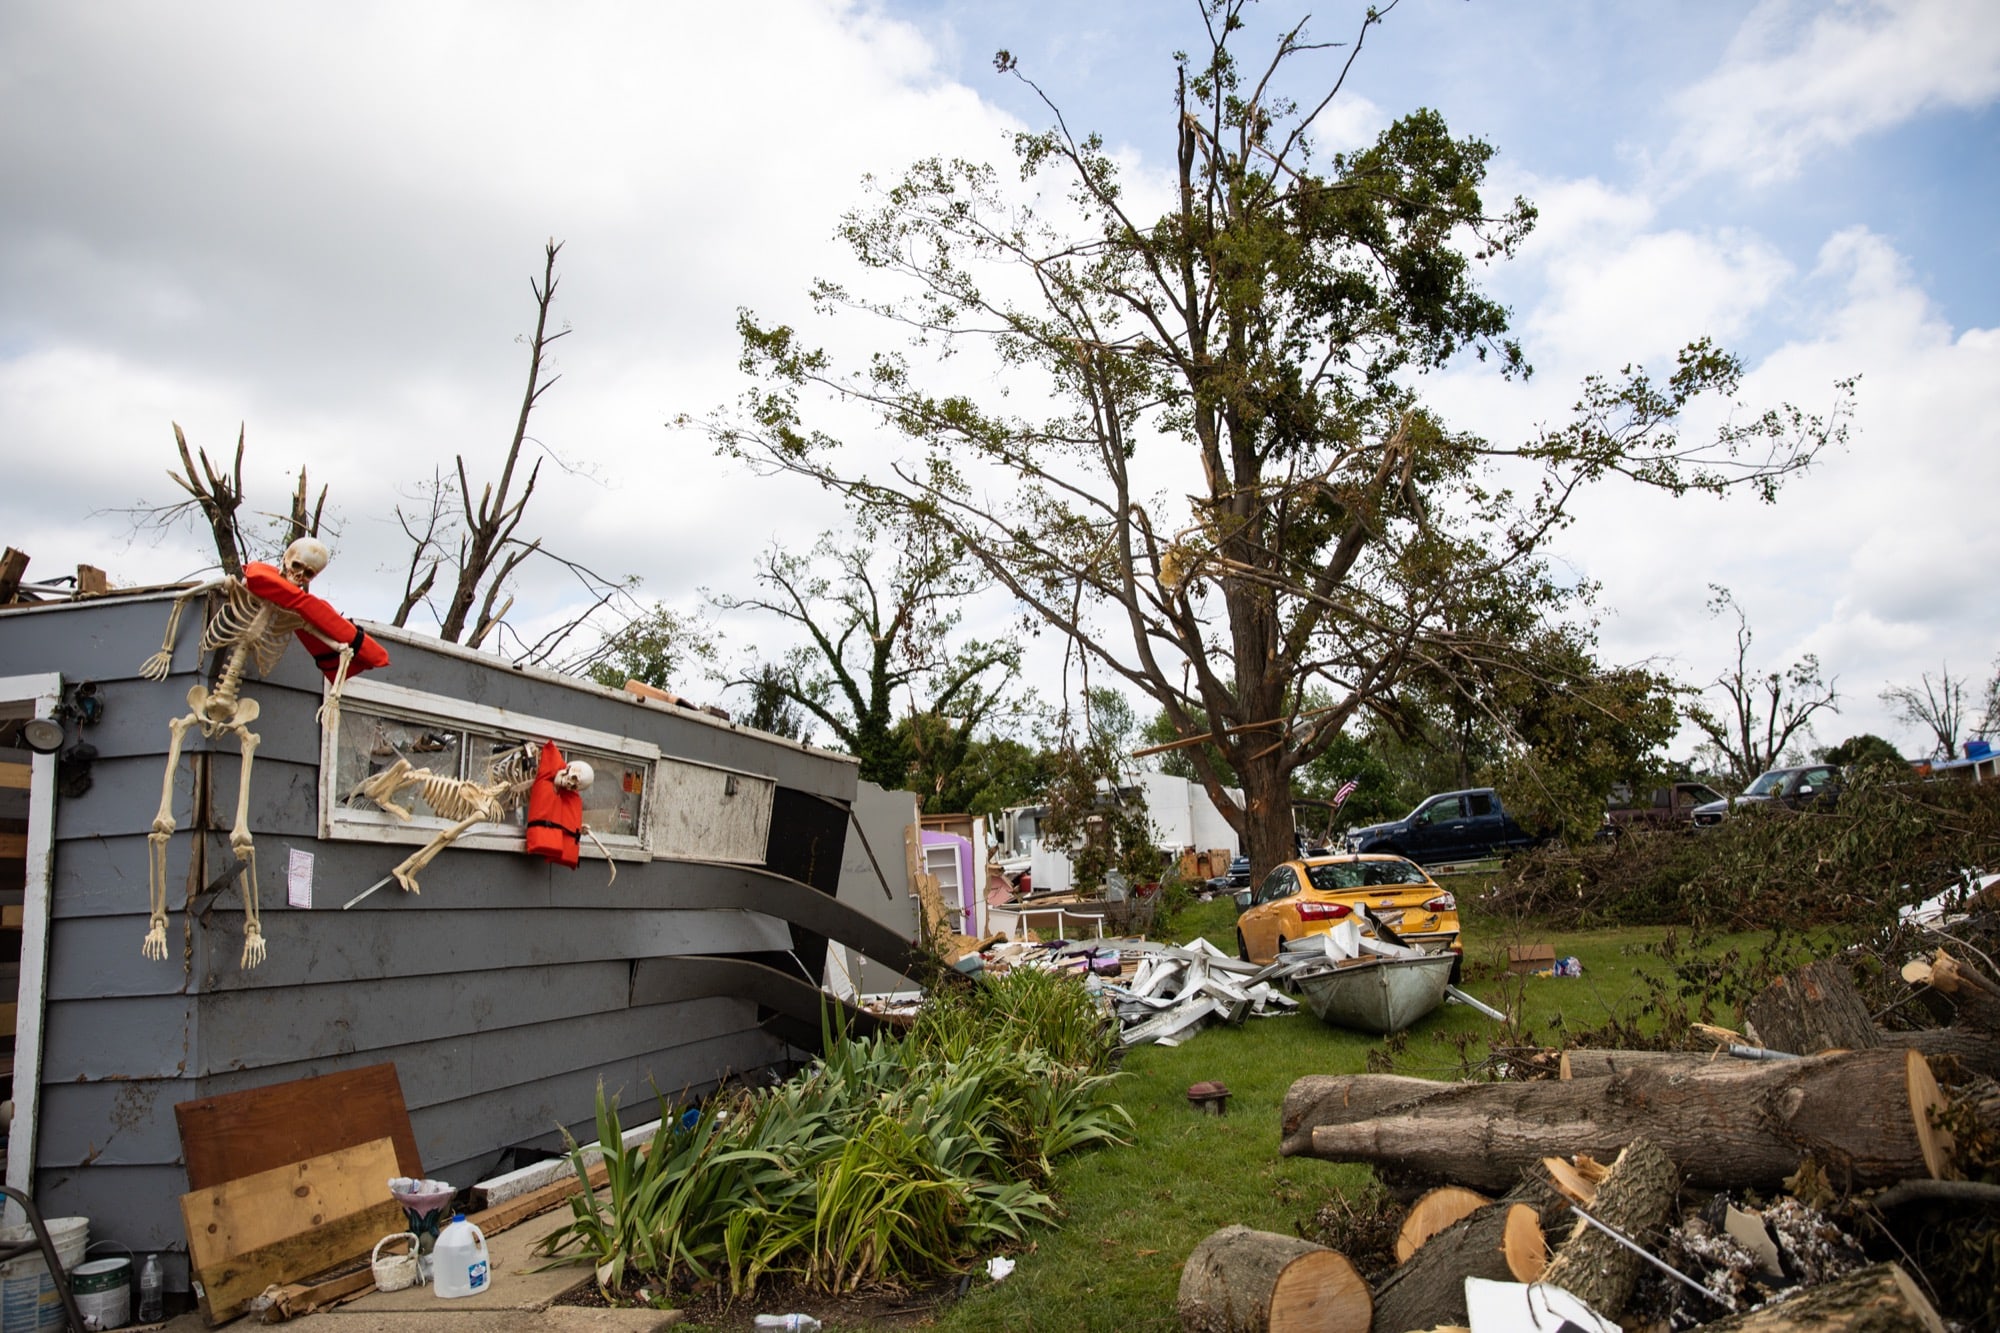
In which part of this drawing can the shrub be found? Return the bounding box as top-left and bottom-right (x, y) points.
(539, 969), (1131, 1302)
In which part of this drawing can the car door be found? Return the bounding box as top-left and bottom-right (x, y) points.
(1787, 765), (1840, 808)
(1240, 866), (1301, 960)
(1405, 795), (1467, 862)
(1461, 791), (1510, 857)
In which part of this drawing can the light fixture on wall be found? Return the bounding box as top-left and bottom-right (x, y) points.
(19, 717), (64, 754)
(723, 773), (740, 797)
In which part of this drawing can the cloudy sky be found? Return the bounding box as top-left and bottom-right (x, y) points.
(3, 0), (1996, 763)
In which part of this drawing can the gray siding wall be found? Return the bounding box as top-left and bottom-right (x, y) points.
(0, 599), (898, 1268)
(835, 782), (923, 994)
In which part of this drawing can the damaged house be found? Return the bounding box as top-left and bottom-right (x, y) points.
(0, 584), (919, 1295)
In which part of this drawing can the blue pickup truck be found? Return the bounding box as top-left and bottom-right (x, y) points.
(1343, 787), (1535, 864)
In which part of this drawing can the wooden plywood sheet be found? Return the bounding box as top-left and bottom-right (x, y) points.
(181, 1136), (401, 1322)
(174, 1062), (422, 1190)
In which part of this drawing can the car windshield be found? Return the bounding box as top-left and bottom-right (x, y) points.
(1743, 771), (1790, 797)
(1307, 860), (1429, 892)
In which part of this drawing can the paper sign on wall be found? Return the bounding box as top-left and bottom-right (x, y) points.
(287, 848), (313, 909)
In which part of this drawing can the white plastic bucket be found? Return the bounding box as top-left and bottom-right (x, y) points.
(70, 1256), (129, 1331)
(0, 1216), (88, 1332)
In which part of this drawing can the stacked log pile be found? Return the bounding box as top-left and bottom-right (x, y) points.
(1180, 947), (2000, 1332)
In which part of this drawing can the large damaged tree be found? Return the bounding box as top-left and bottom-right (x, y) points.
(701, 0), (1851, 876)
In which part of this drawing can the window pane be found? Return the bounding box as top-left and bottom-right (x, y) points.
(576, 750), (646, 839)
(467, 734), (535, 829)
(337, 708), (462, 819)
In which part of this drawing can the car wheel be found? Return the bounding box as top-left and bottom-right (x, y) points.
(1236, 931), (1251, 963)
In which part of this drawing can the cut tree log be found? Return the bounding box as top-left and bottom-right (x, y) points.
(1540, 1137), (1678, 1321)
(1559, 1048), (1717, 1079)
(1369, 1203), (1543, 1333)
(1745, 959), (1881, 1054)
(1393, 1187), (1489, 1262)
(1883, 950), (2000, 1078)
(1280, 1075), (1449, 1157)
(1178, 1225), (1371, 1333)
(1698, 1262), (1946, 1333)
(1293, 1048), (1952, 1192)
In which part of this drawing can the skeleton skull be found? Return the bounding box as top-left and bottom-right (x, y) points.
(555, 760), (594, 793)
(281, 537), (331, 588)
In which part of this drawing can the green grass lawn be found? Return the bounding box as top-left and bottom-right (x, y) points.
(926, 891), (1758, 1331)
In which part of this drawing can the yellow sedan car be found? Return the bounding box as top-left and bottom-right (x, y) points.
(1235, 853), (1462, 978)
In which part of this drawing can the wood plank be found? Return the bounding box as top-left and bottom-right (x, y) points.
(0, 547), (26, 603)
(181, 1137), (400, 1323)
(74, 564), (109, 596)
(0, 832), (26, 859)
(259, 1266), (377, 1324)
(468, 1157), (612, 1236)
(1, 905), (20, 929)
(175, 1063), (422, 1189)
(0, 760), (29, 789)
(199, 1197), (403, 1318)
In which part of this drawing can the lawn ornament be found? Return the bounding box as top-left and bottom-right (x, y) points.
(140, 538), (389, 967)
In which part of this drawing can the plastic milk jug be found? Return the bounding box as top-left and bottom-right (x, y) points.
(432, 1215), (490, 1299)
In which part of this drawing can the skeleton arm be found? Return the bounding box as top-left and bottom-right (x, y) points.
(582, 825), (618, 886)
(139, 578), (233, 679)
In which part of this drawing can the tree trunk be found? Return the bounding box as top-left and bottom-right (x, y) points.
(1235, 745), (1301, 880)
(1745, 959), (1881, 1055)
(1370, 1203), (1543, 1333)
(1700, 1263), (1946, 1333)
(1539, 1137), (1677, 1321)
(1881, 1026), (2000, 1080)
(1178, 1225), (1371, 1333)
(1294, 1048), (1951, 1192)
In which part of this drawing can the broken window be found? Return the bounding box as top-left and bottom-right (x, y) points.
(322, 679), (657, 856)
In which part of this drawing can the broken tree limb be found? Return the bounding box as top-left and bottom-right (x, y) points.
(1745, 959), (1882, 1055)
(1698, 1262), (1946, 1333)
(1295, 1048), (1952, 1192)
(1177, 1225), (1370, 1333)
(1369, 1202), (1543, 1333)
(1539, 1137), (1679, 1321)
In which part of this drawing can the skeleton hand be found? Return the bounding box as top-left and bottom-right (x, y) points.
(139, 649), (175, 681)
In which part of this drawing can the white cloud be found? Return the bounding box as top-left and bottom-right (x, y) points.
(1666, 0), (2000, 186)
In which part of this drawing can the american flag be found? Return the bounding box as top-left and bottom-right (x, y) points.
(1331, 777), (1360, 809)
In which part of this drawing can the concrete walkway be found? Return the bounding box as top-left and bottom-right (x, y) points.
(152, 1211), (682, 1331)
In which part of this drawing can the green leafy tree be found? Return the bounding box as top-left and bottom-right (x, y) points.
(583, 603), (716, 693)
(744, 663), (812, 742)
(1821, 733), (1904, 771)
(709, 519), (1020, 791)
(701, 2), (1850, 877)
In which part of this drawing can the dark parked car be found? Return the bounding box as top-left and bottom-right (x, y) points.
(1690, 764), (1843, 829)
(1343, 788), (1534, 865)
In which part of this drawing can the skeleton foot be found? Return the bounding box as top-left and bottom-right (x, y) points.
(141, 920), (168, 961)
(393, 864), (424, 895)
(240, 922), (266, 969)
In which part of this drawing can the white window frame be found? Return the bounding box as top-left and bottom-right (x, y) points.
(319, 677), (658, 862)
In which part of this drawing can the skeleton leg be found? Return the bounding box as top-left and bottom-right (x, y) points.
(222, 700), (265, 968)
(144, 692), (205, 960)
(386, 815), (485, 895)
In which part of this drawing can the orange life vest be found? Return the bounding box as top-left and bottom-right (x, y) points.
(242, 562), (391, 683)
(524, 739), (581, 869)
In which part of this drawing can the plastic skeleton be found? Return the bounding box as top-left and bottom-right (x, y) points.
(342, 743), (615, 906)
(139, 539), (368, 968)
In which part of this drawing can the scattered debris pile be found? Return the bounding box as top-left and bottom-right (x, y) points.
(1101, 939), (1300, 1046)
(1179, 942), (2000, 1331)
